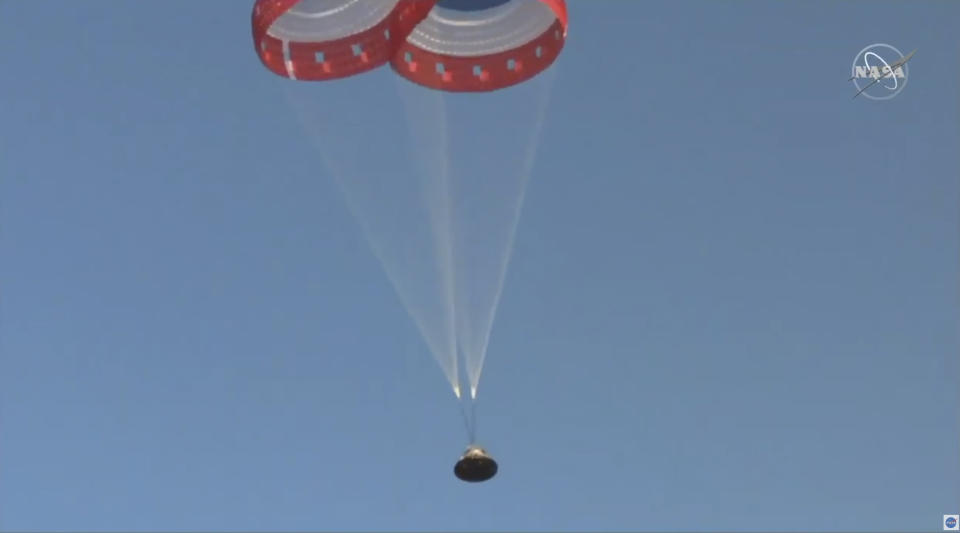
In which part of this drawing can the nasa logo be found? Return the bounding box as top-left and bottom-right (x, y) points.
(945, 514), (959, 531)
(945, 515), (959, 531)
(850, 43), (911, 100)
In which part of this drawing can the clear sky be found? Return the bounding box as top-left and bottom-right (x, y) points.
(1, 1), (958, 531)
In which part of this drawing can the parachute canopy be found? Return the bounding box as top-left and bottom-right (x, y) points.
(252, 0), (568, 91)
(256, 0), (567, 442)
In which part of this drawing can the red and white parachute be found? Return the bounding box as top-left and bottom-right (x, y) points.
(252, 0), (567, 446)
(252, 0), (567, 92)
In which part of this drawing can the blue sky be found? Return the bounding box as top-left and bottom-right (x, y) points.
(1, 1), (958, 531)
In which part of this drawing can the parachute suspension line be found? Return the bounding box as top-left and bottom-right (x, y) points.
(469, 396), (478, 444)
(427, 91), (462, 410)
(282, 84), (461, 392)
(395, 77), (462, 395)
(466, 66), (561, 394)
(455, 396), (478, 444)
(455, 347), (477, 443)
(423, 91), (459, 394)
(457, 346), (477, 444)
(458, 399), (473, 441)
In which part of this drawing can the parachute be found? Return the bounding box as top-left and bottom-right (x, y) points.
(252, 0), (567, 480)
(253, 0), (567, 91)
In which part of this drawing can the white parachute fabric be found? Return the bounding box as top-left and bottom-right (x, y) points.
(406, 1), (558, 57)
(268, 0), (402, 43)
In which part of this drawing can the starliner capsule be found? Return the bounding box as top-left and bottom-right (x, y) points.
(454, 446), (498, 482)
